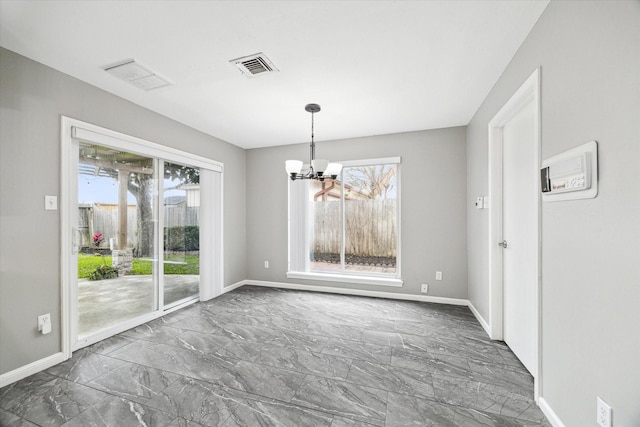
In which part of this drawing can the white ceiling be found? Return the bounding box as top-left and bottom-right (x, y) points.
(0, 1), (549, 149)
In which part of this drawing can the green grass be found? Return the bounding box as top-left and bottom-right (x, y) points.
(78, 254), (112, 279)
(78, 253), (199, 279)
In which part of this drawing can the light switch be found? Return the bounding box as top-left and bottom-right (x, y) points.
(475, 197), (483, 209)
(45, 195), (58, 210)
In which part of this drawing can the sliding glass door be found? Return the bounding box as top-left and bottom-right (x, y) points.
(65, 118), (223, 352)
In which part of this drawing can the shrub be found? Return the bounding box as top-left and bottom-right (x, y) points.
(88, 265), (119, 281)
(164, 226), (199, 251)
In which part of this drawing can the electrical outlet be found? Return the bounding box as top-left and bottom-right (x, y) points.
(37, 313), (52, 335)
(264, 261), (269, 269)
(435, 271), (443, 280)
(597, 397), (612, 427)
(421, 284), (428, 294)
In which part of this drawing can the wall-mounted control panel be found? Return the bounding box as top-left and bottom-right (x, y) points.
(541, 141), (598, 202)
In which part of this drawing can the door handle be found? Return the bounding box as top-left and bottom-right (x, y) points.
(498, 240), (508, 248)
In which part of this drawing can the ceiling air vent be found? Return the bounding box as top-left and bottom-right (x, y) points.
(230, 53), (279, 78)
(105, 60), (173, 91)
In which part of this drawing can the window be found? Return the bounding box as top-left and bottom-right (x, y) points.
(288, 157), (402, 286)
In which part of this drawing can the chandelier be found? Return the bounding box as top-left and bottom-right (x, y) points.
(285, 103), (342, 181)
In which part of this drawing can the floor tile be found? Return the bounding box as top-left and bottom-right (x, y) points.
(146, 376), (243, 425)
(216, 360), (306, 401)
(165, 417), (206, 427)
(329, 416), (381, 426)
(121, 322), (193, 343)
(222, 397), (334, 427)
(386, 391), (545, 427)
(171, 329), (233, 354)
(272, 316), (365, 341)
(166, 315), (226, 335)
(466, 359), (534, 389)
(44, 350), (125, 384)
(391, 347), (472, 378)
(108, 341), (237, 382)
(85, 335), (135, 355)
(255, 345), (352, 380)
(432, 374), (544, 423)
(60, 395), (175, 427)
(321, 338), (392, 364)
(0, 372), (58, 412)
(346, 359), (435, 398)
(217, 322), (291, 343)
(0, 408), (39, 427)
(307, 311), (396, 332)
(87, 361), (180, 404)
(291, 375), (387, 426)
(7, 378), (109, 426)
(427, 338), (509, 366)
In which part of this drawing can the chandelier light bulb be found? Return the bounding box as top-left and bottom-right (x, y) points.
(285, 160), (303, 176)
(312, 159), (329, 174)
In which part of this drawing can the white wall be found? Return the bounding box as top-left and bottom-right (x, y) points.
(467, 2), (640, 425)
(0, 47), (247, 375)
(246, 127), (468, 298)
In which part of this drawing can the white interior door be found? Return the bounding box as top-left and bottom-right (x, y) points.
(502, 100), (538, 377)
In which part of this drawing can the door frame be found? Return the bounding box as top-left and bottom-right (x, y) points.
(60, 116), (224, 357)
(487, 68), (541, 398)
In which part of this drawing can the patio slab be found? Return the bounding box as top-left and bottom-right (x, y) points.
(78, 275), (199, 336)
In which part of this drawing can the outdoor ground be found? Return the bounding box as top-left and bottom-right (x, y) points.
(78, 274), (199, 336)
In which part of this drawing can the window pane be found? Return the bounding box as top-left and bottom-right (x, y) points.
(309, 179), (342, 272)
(343, 164), (397, 274)
(77, 143), (156, 337)
(163, 162), (200, 307)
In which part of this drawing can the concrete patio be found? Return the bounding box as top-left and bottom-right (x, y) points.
(78, 274), (199, 336)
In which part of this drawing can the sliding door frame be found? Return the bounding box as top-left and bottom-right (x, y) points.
(61, 116), (224, 358)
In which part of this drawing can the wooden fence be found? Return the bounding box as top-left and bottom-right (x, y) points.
(79, 203), (199, 249)
(312, 199), (397, 257)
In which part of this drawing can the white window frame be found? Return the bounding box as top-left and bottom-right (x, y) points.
(61, 117), (224, 356)
(287, 157), (402, 287)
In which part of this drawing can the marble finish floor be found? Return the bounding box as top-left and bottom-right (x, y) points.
(0, 286), (551, 426)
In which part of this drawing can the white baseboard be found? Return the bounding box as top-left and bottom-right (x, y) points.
(222, 280), (248, 294)
(0, 352), (66, 388)
(243, 279), (469, 306)
(467, 300), (491, 336)
(539, 397), (565, 427)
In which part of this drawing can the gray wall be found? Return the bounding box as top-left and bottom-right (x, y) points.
(466, 2), (639, 425)
(247, 127), (468, 298)
(0, 47), (247, 375)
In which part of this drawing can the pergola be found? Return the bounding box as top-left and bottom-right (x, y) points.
(78, 144), (153, 250)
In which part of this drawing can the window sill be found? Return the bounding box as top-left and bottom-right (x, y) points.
(286, 271), (403, 287)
